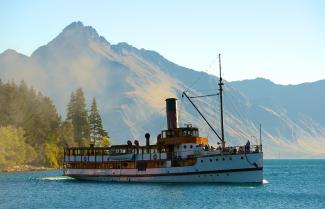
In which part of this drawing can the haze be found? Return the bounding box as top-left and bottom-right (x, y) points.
(1, 0), (325, 85)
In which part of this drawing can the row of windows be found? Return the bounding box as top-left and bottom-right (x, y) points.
(200, 156), (244, 163)
(176, 145), (194, 149)
(162, 129), (199, 138)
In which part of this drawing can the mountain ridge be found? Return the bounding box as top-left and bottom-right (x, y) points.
(1, 21), (325, 158)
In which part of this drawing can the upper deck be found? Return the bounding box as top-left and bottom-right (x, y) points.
(158, 126), (208, 145)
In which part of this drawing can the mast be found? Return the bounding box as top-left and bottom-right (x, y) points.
(218, 54), (225, 149)
(259, 123), (262, 152)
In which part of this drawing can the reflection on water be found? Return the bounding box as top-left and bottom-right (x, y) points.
(40, 176), (74, 181)
(263, 179), (269, 184)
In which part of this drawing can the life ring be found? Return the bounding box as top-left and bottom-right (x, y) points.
(153, 154), (158, 160)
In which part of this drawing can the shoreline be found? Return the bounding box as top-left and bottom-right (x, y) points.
(1, 165), (57, 173)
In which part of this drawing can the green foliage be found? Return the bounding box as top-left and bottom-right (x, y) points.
(96, 136), (111, 147)
(44, 143), (60, 168)
(58, 121), (77, 147)
(0, 80), (59, 168)
(89, 97), (109, 146)
(0, 81), (109, 169)
(66, 88), (90, 146)
(0, 126), (37, 169)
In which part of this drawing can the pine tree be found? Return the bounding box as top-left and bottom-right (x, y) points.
(89, 98), (109, 146)
(66, 88), (90, 146)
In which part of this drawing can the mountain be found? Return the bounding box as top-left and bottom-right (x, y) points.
(1, 21), (325, 158)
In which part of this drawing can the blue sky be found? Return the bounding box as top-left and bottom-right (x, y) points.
(1, 0), (324, 84)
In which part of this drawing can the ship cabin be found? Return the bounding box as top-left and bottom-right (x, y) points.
(158, 125), (208, 157)
(63, 98), (262, 170)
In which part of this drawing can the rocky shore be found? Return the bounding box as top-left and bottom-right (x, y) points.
(1, 165), (56, 172)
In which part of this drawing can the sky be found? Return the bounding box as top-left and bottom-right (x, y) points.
(1, 0), (325, 85)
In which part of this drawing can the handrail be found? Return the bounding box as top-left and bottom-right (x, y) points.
(64, 145), (262, 163)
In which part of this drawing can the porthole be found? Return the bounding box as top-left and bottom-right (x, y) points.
(222, 158), (225, 161)
(209, 159), (212, 162)
(183, 145), (187, 149)
(201, 160), (203, 163)
(216, 158), (218, 161)
(241, 156), (244, 160)
(190, 145), (193, 149)
(229, 157), (232, 160)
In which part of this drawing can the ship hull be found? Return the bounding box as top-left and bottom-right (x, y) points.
(66, 169), (262, 183)
(64, 153), (263, 183)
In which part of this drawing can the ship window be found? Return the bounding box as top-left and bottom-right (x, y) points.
(229, 157), (232, 160)
(201, 160), (203, 163)
(209, 159), (212, 162)
(216, 158), (218, 161)
(241, 156), (244, 160)
(183, 145), (187, 149)
(162, 131), (166, 138)
(190, 145), (193, 149)
(222, 158), (225, 161)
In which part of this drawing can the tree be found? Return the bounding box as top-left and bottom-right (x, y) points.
(89, 98), (109, 146)
(0, 126), (37, 169)
(97, 136), (111, 147)
(0, 80), (60, 166)
(66, 88), (90, 146)
(58, 121), (76, 147)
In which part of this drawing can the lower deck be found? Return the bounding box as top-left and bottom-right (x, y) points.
(64, 152), (263, 183)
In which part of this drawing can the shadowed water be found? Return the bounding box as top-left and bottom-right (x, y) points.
(0, 160), (324, 209)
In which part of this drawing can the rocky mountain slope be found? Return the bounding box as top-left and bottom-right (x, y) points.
(1, 21), (324, 158)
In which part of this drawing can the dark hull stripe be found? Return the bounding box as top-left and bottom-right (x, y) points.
(66, 167), (263, 178)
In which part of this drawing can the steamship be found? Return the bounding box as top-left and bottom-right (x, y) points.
(63, 55), (263, 183)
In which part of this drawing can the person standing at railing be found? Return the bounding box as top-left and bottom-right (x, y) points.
(245, 140), (250, 153)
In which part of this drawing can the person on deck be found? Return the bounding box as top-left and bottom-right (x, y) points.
(245, 140), (250, 153)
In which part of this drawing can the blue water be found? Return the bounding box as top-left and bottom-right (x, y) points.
(0, 160), (324, 209)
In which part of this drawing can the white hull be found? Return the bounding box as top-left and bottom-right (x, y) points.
(68, 170), (262, 183)
(64, 153), (263, 183)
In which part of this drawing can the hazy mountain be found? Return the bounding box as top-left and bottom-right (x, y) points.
(1, 21), (324, 158)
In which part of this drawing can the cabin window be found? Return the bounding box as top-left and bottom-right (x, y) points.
(190, 145), (193, 149)
(162, 131), (166, 138)
(209, 159), (212, 162)
(183, 145), (187, 149)
(222, 158), (225, 161)
(201, 159), (203, 163)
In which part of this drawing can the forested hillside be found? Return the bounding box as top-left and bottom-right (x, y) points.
(1, 21), (325, 158)
(0, 80), (108, 170)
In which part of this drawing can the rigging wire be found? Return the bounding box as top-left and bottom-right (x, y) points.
(184, 54), (219, 92)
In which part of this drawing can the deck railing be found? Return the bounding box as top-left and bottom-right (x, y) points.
(63, 145), (262, 164)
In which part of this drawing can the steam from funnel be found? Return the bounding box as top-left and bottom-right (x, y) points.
(166, 98), (177, 130)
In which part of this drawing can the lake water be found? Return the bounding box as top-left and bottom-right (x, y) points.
(0, 160), (324, 209)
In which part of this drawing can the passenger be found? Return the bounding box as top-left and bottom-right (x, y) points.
(245, 140), (250, 153)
